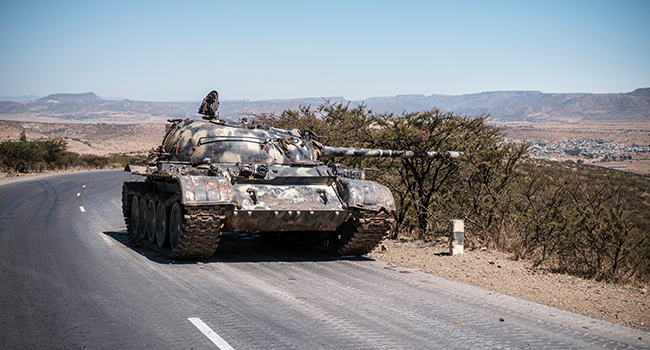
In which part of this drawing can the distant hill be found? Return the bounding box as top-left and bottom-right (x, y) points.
(0, 95), (41, 101)
(0, 89), (648, 123)
(363, 88), (650, 122)
(0, 92), (196, 123)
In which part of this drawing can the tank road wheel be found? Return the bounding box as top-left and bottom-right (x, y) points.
(322, 220), (354, 251)
(146, 199), (156, 244)
(303, 231), (325, 246)
(139, 197), (148, 240)
(155, 201), (168, 249)
(130, 195), (141, 237)
(323, 231), (341, 250)
(169, 202), (184, 254)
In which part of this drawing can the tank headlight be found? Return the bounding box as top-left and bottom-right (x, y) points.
(257, 164), (268, 177)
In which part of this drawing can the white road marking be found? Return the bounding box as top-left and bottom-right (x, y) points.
(99, 233), (114, 246)
(188, 317), (236, 350)
(79, 206), (85, 212)
(77, 193), (81, 197)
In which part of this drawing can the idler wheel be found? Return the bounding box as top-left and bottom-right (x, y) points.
(146, 199), (156, 244)
(155, 201), (168, 248)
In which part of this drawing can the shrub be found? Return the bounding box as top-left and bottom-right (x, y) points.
(0, 136), (138, 174)
(255, 103), (650, 284)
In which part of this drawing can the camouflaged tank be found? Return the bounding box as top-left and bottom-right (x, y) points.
(122, 90), (462, 259)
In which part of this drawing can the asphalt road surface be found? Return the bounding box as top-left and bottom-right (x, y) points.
(1, 170), (648, 349)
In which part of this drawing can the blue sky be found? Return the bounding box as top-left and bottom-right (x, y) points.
(1, 0), (648, 101)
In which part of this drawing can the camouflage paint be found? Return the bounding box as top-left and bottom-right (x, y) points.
(127, 100), (459, 233)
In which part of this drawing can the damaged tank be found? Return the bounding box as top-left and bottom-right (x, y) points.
(122, 90), (462, 259)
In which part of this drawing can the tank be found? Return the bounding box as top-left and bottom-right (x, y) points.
(122, 90), (462, 259)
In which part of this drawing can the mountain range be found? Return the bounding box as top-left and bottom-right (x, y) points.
(0, 89), (648, 124)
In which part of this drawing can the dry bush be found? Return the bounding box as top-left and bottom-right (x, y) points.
(255, 104), (650, 284)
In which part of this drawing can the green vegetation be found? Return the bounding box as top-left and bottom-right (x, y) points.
(256, 102), (650, 284)
(0, 131), (137, 175)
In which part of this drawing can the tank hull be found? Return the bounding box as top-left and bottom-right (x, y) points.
(123, 161), (395, 259)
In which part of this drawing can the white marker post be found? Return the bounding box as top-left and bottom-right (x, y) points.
(449, 219), (464, 256)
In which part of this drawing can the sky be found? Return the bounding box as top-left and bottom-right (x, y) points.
(1, 0), (649, 102)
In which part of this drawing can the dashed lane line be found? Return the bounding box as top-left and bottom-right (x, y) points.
(99, 233), (114, 246)
(188, 317), (236, 350)
(79, 206), (85, 212)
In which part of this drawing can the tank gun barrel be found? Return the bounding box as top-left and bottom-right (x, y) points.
(321, 146), (463, 159)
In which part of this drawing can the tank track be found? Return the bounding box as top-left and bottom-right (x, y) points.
(172, 205), (225, 259)
(314, 212), (392, 256)
(337, 214), (392, 256)
(122, 181), (224, 260)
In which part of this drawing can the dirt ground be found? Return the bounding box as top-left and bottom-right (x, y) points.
(368, 239), (649, 333)
(0, 120), (166, 155)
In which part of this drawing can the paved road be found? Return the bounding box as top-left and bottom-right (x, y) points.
(0, 170), (648, 349)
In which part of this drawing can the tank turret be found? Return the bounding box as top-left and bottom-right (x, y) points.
(122, 90), (462, 260)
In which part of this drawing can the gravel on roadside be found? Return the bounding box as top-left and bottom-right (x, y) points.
(369, 239), (649, 333)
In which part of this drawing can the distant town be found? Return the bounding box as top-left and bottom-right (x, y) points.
(521, 138), (650, 166)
